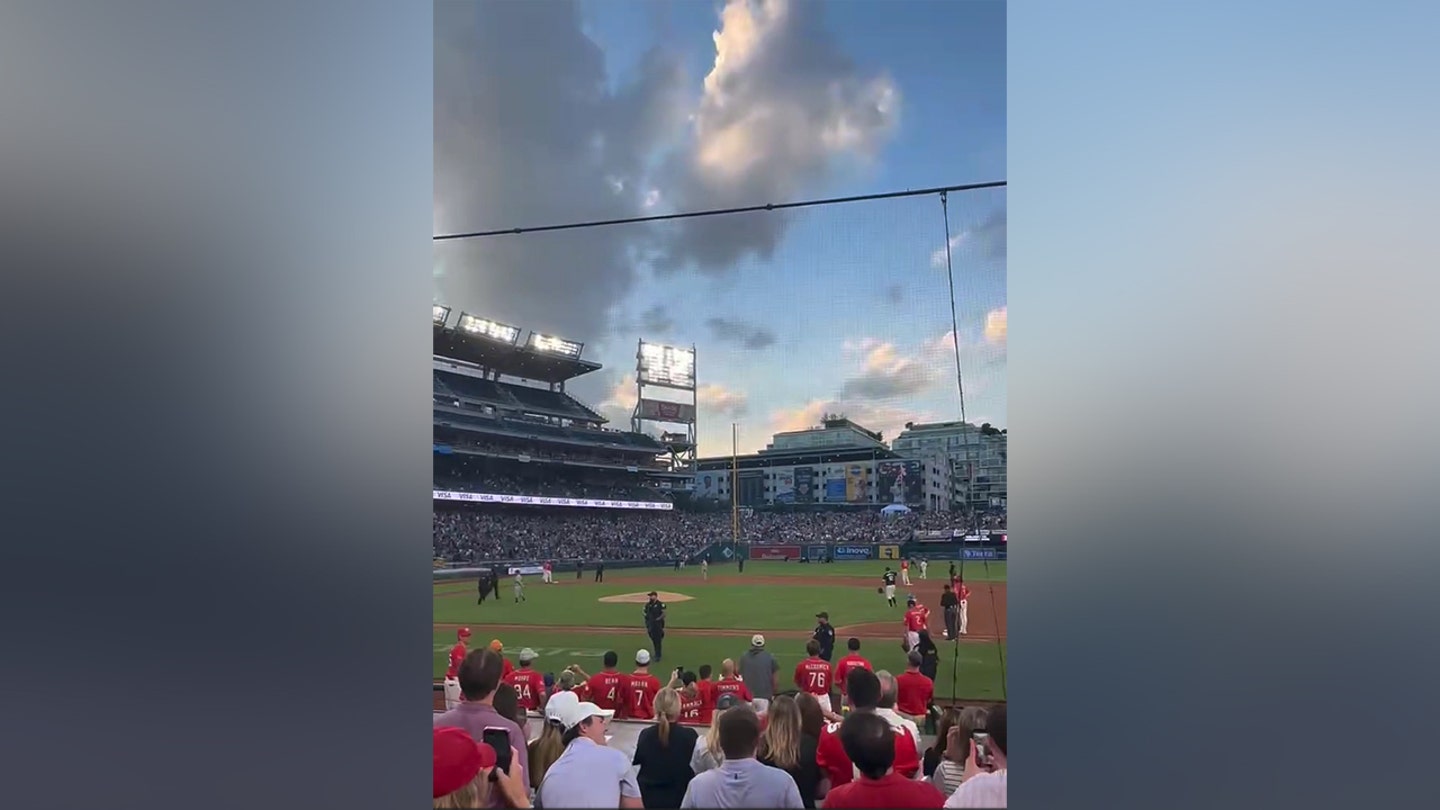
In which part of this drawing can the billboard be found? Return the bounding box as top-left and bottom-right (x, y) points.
(637, 342), (696, 390)
(878, 544), (901, 559)
(824, 478), (847, 502)
(806, 544), (829, 562)
(433, 489), (673, 510)
(774, 470), (795, 503)
(695, 473), (722, 499)
(794, 467), (815, 502)
(962, 547), (1003, 561)
(877, 460), (925, 505)
(637, 398), (697, 423)
(749, 545), (800, 561)
(832, 545), (875, 560)
(844, 464), (868, 503)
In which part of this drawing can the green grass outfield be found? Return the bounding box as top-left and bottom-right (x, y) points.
(433, 560), (1007, 701)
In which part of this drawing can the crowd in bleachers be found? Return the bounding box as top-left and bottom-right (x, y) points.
(431, 504), (989, 564)
(434, 635), (1006, 808)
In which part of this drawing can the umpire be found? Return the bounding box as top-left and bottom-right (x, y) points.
(643, 591), (667, 662)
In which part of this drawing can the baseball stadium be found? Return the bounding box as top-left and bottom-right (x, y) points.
(431, 314), (1008, 734)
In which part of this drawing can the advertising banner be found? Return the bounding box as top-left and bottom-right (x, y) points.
(794, 467), (815, 502)
(695, 473), (722, 500)
(433, 489), (674, 510)
(824, 478), (847, 502)
(914, 529), (959, 543)
(637, 399), (697, 423)
(844, 464), (868, 503)
(806, 544), (829, 562)
(961, 547), (1003, 561)
(749, 544), (800, 561)
(878, 544), (901, 559)
(832, 544), (875, 561)
(774, 470), (795, 503)
(507, 564), (547, 575)
(877, 460), (925, 505)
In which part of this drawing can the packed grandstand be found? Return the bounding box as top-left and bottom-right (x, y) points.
(431, 316), (1005, 566)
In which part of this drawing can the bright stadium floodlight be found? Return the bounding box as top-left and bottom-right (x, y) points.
(527, 332), (583, 359)
(455, 313), (522, 344)
(432, 304), (451, 326)
(638, 342), (695, 389)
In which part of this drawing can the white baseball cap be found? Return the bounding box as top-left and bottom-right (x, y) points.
(545, 690), (579, 724)
(751, 634), (765, 648)
(635, 649), (652, 665)
(552, 695), (614, 731)
(518, 647), (538, 663)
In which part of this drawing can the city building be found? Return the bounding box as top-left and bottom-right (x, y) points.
(890, 420), (1007, 512)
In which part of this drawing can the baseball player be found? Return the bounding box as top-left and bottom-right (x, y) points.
(794, 639), (834, 712)
(958, 578), (972, 635)
(919, 558), (928, 579)
(903, 595), (929, 650)
(701, 557), (709, 581)
(513, 570), (526, 603)
(882, 567), (898, 607)
(542, 560), (553, 585)
(443, 627), (470, 710)
(505, 647), (546, 712)
(901, 558), (912, 586)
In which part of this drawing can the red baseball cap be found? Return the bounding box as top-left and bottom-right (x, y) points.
(433, 727), (496, 798)
(457, 627), (472, 639)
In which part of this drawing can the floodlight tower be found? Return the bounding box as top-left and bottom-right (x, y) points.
(633, 339), (698, 473)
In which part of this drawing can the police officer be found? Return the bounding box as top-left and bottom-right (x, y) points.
(812, 611), (836, 662)
(489, 564), (502, 601)
(476, 572), (489, 605)
(643, 591), (667, 661)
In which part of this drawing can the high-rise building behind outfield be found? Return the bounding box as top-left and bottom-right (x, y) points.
(891, 421), (1007, 513)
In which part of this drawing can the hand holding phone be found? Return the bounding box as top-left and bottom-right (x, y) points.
(482, 727), (513, 778)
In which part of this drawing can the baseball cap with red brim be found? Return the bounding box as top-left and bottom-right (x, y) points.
(433, 726), (496, 798)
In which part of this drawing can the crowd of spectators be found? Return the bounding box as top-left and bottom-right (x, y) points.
(434, 636), (1007, 808)
(432, 502), (998, 564)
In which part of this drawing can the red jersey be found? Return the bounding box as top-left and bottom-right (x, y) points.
(821, 773), (945, 809)
(904, 606), (930, 632)
(679, 690), (704, 724)
(585, 670), (628, 713)
(901, 560), (909, 571)
(506, 667), (546, 711)
(695, 679), (717, 724)
(542, 562), (551, 573)
(816, 715), (920, 787)
(794, 656), (833, 696)
(959, 583), (971, 601)
(713, 676), (752, 703)
(894, 671), (934, 717)
(500, 658), (515, 680)
(833, 653), (873, 695)
(627, 671), (662, 720)
(445, 643), (466, 680)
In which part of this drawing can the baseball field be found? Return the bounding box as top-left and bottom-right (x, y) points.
(433, 559), (1007, 702)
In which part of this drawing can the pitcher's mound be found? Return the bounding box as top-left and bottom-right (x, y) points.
(598, 591), (694, 604)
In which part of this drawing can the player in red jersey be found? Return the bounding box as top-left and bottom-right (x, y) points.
(489, 639), (515, 680)
(833, 638), (873, 701)
(541, 560), (553, 585)
(576, 651), (629, 714)
(794, 639), (835, 713)
(442, 627), (471, 710)
(626, 649), (662, 720)
(900, 558), (912, 586)
(504, 647), (547, 712)
(958, 578), (972, 636)
(817, 668), (920, 788)
(894, 650), (934, 724)
(713, 658), (753, 704)
(694, 664), (718, 725)
(903, 596), (930, 651)
(676, 671), (705, 724)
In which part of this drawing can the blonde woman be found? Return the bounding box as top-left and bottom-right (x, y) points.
(756, 695), (825, 808)
(527, 699), (567, 786)
(691, 693), (741, 773)
(433, 727), (530, 809)
(632, 687), (698, 808)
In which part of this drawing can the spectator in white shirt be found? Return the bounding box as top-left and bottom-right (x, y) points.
(943, 704), (1006, 808)
(535, 691), (644, 809)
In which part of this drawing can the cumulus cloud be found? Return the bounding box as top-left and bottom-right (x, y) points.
(433, 1), (688, 349)
(596, 374), (639, 424)
(930, 206), (1006, 269)
(768, 398), (931, 444)
(984, 306), (1007, 345)
(706, 316), (777, 349)
(652, 0), (900, 274)
(837, 339), (940, 400)
(930, 234), (965, 268)
(698, 382), (749, 418)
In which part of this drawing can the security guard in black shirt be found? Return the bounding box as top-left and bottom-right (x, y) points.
(812, 611), (836, 661)
(643, 591), (667, 661)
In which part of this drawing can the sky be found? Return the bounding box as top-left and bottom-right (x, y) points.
(434, 0), (1006, 457)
